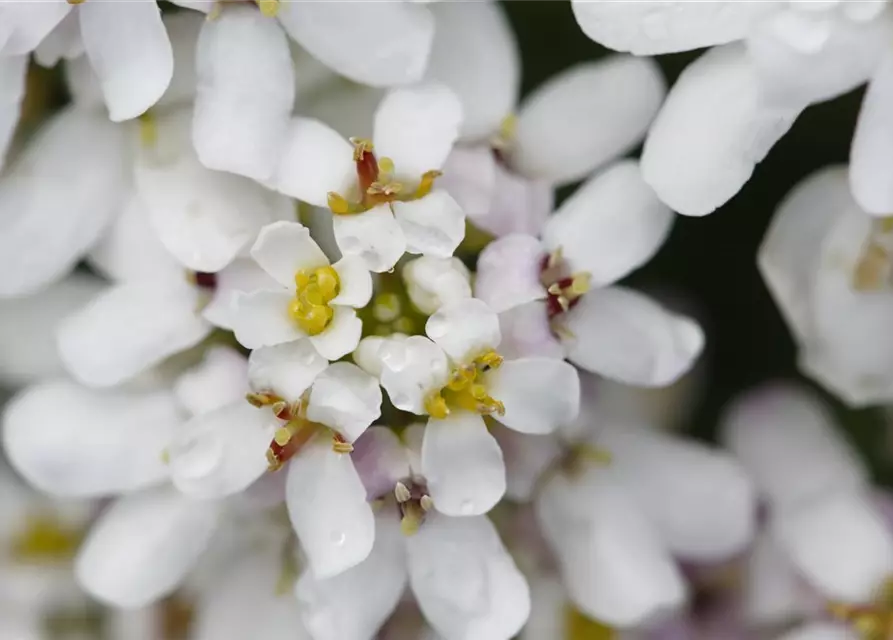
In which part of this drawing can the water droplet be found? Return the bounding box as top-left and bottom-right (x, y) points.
(330, 531), (346, 546)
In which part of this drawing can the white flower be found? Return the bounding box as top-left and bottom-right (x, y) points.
(266, 83), (466, 273)
(474, 161), (703, 387)
(759, 165), (893, 406)
(228, 221), (372, 360)
(571, 1), (892, 216)
(402, 255), (472, 316)
(0, 54), (27, 173)
(366, 298), (580, 517)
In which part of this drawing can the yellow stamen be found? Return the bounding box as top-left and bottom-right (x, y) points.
(257, 0), (279, 16)
(412, 170), (442, 199)
(349, 137), (374, 161)
(425, 350), (506, 419)
(138, 112), (157, 148)
(327, 192), (354, 215)
(853, 241), (889, 291)
(332, 438), (354, 454)
(11, 515), (82, 563)
(289, 265), (340, 335)
(378, 156), (395, 176)
(565, 606), (615, 640)
(394, 482), (412, 503)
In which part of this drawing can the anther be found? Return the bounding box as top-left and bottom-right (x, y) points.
(420, 495), (433, 511)
(257, 0), (279, 16)
(394, 482), (411, 503)
(332, 434), (354, 454)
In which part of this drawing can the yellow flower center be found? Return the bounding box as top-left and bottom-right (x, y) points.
(288, 265), (340, 336)
(10, 513), (83, 563)
(829, 578), (893, 640)
(424, 349), (505, 419)
(565, 606), (615, 640)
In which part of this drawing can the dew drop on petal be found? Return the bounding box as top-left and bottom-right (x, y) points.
(329, 530), (346, 546)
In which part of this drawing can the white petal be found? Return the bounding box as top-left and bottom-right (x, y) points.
(0, 4), (70, 57)
(3, 381), (180, 497)
(76, 487), (221, 608)
(487, 357), (579, 435)
(439, 145), (498, 230)
(721, 383), (867, 511)
(193, 6), (294, 181)
(778, 623), (856, 640)
(392, 190), (465, 258)
(774, 492), (893, 603)
(497, 301), (565, 362)
(379, 335), (450, 415)
(0, 55), (26, 172)
(57, 280), (212, 387)
(270, 117), (355, 207)
(248, 340), (328, 401)
(422, 412), (505, 517)
(513, 56), (665, 186)
(642, 43), (801, 217)
(492, 425), (563, 503)
(745, 530), (818, 626)
(278, 1), (433, 87)
(474, 234), (546, 314)
(542, 161), (674, 287)
(169, 402), (275, 499)
(306, 362), (382, 442)
(250, 221), (329, 288)
(203, 258), (281, 330)
(426, 298), (501, 363)
(407, 513), (530, 640)
(331, 256), (373, 308)
(487, 161), (555, 238)
(159, 12), (203, 108)
(373, 84), (463, 176)
(851, 53), (893, 215)
(332, 204), (406, 273)
(424, 1), (519, 141)
(403, 255), (471, 315)
(0, 274), (104, 387)
(296, 512), (407, 640)
(598, 424), (756, 561)
(0, 107), (127, 297)
(286, 438), (375, 579)
(308, 306), (363, 361)
(174, 345), (248, 416)
(33, 12), (83, 68)
(570, 0), (773, 55)
(563, 286), (704, 387)
(298, 81), (384, 141)
(78, 1), (173, 121)
(230, 289), (304, 350)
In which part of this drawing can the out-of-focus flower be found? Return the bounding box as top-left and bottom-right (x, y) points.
(0, 54), (27, 173)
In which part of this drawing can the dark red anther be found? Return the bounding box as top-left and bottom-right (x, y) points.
(545, 276), (580, 319)
(267, 423), (318, 471)
(356, 148), (380, 194)
(193, 272), (217, 290)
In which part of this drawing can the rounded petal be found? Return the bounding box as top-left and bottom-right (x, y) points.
(230, 289), (305, 350)
(248, 340), (328, 401)
(571, 0), (773, 55)
(57, 280), (213, 387)
(331, 256), (373, 308)
(278, 1), (433, 87)
(562, 286), (704, 387)
(202, 258), (281, 330)
(250, 221), (329, 288)
(168, 402), (275, 499)
(193, 5), (295, 181)
(403, 255), (471, 315)
(0, 4), (70, 57)
(422, 412), (506, 517)
(407, 513), (530, 640)
(379, 335), (450, 415)
(513, 56), (665, 185)
(642, 43), (801, 217)
(851, 53), (893, 215)
(3, 381), (180, 497)
(0, 107), (127, 298)
(174, 345), (248, 416)
(744, 530), (819, 626)
(474, 234), (546, 314)
(497, 301), (565, 361)
(332, 205), (406, 273)
(542, 161), (674, 287)
(0, 55), (26, 172)
(308, 306), (362, 361)
(373, 84), (463, 176)
(488, 357), (580, 435)
(78, 1), (172, 121)
(392, 190), (465, 258)
(76, 487), (221, 608)
(306, 362), (382, 442)
(425, 1), (519, 141)
(286, 438), (375, 579)
(426, 298), (501, 363)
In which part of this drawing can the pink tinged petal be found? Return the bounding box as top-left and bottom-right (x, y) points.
(306, 362), (382, 443)
(512, 56), (665, 186)
(851, 54), (893, 215)
(0, 107), (128, 298)
(308, 306), (362, 361)
(745, 530), (818, 626)
(0, 55), (26, 172)
(496, 302), (565, 362)
(230, 289), (305, 350)
(278, 1), (433, 87)
(352, 426), (413, 501)
(75, 487), (222, 608)
(407, 513), (531, 640)
(492, 425), (562, 502)
(642, 43), (801, 217)
(0, 3), (70, 57)
(426, 298), (501, 364)
(203, 258), (280, 330)
(270, 117), (354, 207)
(402, 255), (471, 315)
(33, 11), (84, 68)
(379, 335), (450, 415)
(168, 402), (276, 499)
(193, 5), (294, 181)
(424, 0), (520, 141)
(720, 383), (867, 511)
(439, 146), (497, 229)
(570, 0), (774, 55)
(3, 381), (180, 497)
(421, 412), (506, 517)
(392, 190), (465, 258)
(296, 513), (407, 640)
(78, 1), (173, 121)
(174, 345), (248, 416)
(474, 234), (546, 314)
(331, 256), (373, 308)
(373, 84), (463, 176)
(487, 161), (554, 238)
(332, 204), (406, 273)
(248, 340), (328, 402)
(563, 286), (704, 387)
(57, 280), (213, 388)
(250, 221), (329, 288)
(598, 424), (756, 561)
(487, 357), (580, 435)
(542, 161), (674, 287)
(773, 492), (893, 603)
(286, 439), (375, 579)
